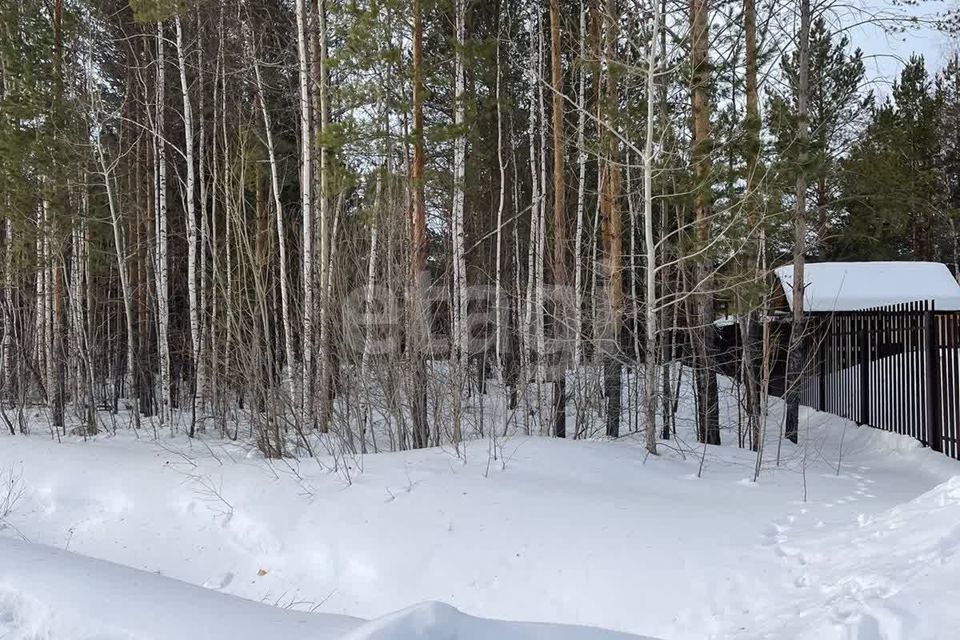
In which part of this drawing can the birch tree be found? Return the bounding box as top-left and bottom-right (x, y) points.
(174, 14), (204, 430)
(155, 20), (172, 428)
(295, 0), (314, 426)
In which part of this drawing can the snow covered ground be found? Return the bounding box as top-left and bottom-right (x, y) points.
(0, 538), (648, 640)
(1, 400), (958, 639)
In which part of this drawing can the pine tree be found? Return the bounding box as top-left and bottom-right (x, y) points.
(838, 57), (948, 261)
(769, 17), (870, 254)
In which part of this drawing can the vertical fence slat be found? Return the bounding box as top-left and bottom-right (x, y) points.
(848, 315), (854, 421)
(857, 316), (870, 424)
(950, 315), (956, 457)
(946, 314), (958, 457)
(818, 330), (826, 412)
(898, 303), (906, 436)
(880, 310), (887, 431)
(910, 303), (918, 442)
(925, 305), (943, 453)
(831, 316), (838, 415)
(919, 302), (927, 443)
(913, 301), (939, 442)
(940, 314), (949, 457)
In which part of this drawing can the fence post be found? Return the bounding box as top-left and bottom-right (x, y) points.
(924, 308), (943, 453)
(818, 323), (826, 412)
(859, 318), (870, 426)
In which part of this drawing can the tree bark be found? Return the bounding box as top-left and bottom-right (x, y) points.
(785, 0), (811, 444)
(175, 15), (203, 435)
(739, 0), (762, 449)
(409, 0), (429, 448)
(295, 0), (314, 428)
(690, 0), (719, 445)
(450, 0), (468, 444)
(549, 0), (567, 438)
(155, 21), (172, 428)
(642, 0), (660, 455)
(600, 0), (623, 438)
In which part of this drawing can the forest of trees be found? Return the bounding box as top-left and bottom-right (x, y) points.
(1, 0), (959, 458)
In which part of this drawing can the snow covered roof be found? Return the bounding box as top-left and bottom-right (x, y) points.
(774, 261), (960, 312)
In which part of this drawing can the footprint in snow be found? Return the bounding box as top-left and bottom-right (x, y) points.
(202, 572), (235, 590)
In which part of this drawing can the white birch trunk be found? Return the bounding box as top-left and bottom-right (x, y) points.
(360, 169), (382, 445)
(175, 16), (204, 413)
(573, 0), (587, 374)
(493, 7), (507, 384)
(450, 0), (469, 444)
(535, 15), (547, 395)
(295, 0), (314, 426)
(34, 205), (45, 391)
(452, 0), (468, 375)
(2, 218), (14, 402)
(156, 21), (172, 428)
(523, 16), (540, 384)
(197, 9), (209, 421)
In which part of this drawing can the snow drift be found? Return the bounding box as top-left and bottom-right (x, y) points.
(0, 538), (651, 640)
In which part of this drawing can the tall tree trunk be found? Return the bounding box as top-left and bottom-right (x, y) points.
(784, 0), (811, 444)
(600, 0), (623, 438)
(690, 0), (719, 445)
(155, 21), (173, 428)
(409, 0), (429, 448)
(741, 0), (762, 450)
(0, 54), (8, 415)
(549, 0), (566, 438)
(360, 164), (384, 453)
(49, 0), (65, 430)
(295, 0), (314, 428)
(450, 0), (468, 444)
(572, 0), (588, 427)
(534, 14), (548, 413)
(196, 7), (209, 432)
(175, 15), (203, 435)
(494, 0), (507, 387)
(523, 14), (541, 402)
(641, 0), (660, 455)
(316, 0), (333, 433)
(2, 217), (14, 410)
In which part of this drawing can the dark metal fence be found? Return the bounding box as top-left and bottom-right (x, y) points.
(798, 301), (960, 460)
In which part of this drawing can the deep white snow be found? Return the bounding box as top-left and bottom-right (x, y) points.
(0, 536), (360, 640)
(1, 398), (958, 639)
(0, 537), (649, 640)
(775, 261), (960, 311)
